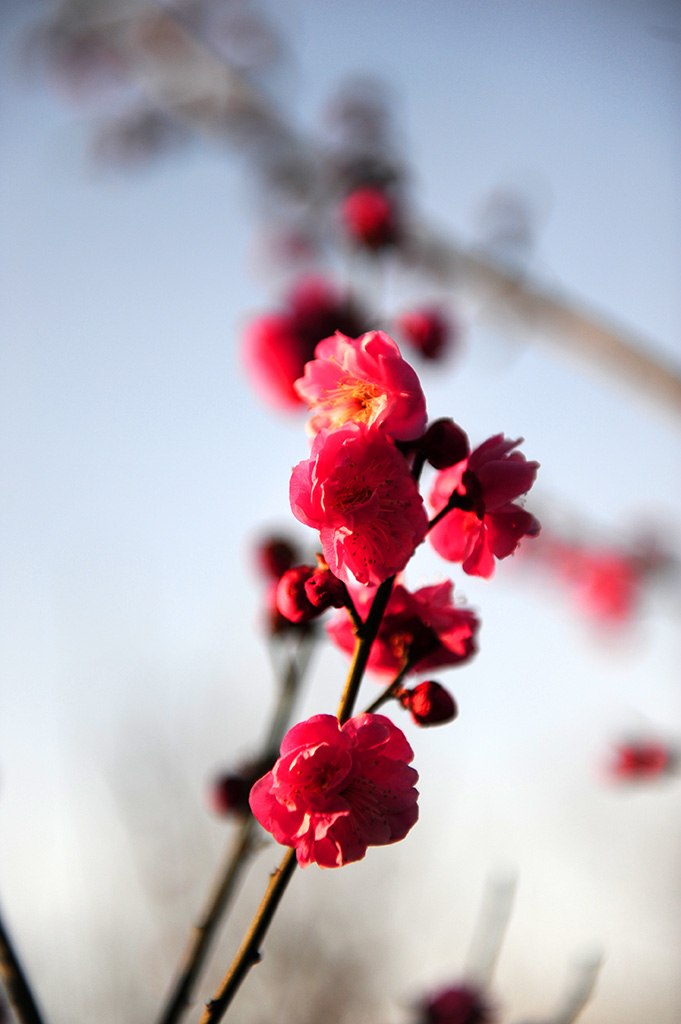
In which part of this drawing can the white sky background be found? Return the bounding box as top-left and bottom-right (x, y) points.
(1, 1), (680, 1022)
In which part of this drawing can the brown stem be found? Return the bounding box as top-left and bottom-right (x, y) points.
(155, 818), (257, 1024)
(198, 577), (396, 1022)
(0, 907), (46, 1024)
(336, 575), (396, 724)
(198, 849), (298, 1024)
(155, 632), (315, 1024)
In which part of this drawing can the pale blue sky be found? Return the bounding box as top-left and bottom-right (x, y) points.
(1, 2), (680, 1021)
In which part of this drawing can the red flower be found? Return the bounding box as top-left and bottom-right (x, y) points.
(340, 186), (399, 248)
(327, 580), (479, 676)
(420, 984), (496, 1024)
(294, 330), (427, 442)
(249, 713), (419, 867)
(608, 741), (677, 782)
(289, 423), (428, 586)
(429, 434), (540, 578)
(241, 277), (366, 410)
(396, 307), (455, 361)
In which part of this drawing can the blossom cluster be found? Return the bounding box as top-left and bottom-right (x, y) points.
(247, 328), (540, 867)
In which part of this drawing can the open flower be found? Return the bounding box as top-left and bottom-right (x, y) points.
(327, 580), (479, 676)
(294, 330), (427, 441)
(249, 713), (419, 867)
(290, 422), (428, 585)
(429, 433), (540, 578)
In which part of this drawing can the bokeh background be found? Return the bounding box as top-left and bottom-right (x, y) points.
(1, 1), (680, 1022)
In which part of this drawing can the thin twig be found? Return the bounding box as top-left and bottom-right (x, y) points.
(155, 632), (315, 1024)
(198, 579), (397, 1022)
(0, 906), (46, 1024)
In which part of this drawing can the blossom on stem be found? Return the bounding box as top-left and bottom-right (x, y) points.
(289, 422), (428, 585)
(294, 330), (427, 442)
(249, 713), (419, 867)
(327, 580), (478, 676)
(429, 433), (540, 578)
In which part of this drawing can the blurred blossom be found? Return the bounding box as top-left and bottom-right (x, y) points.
(254, 535), (300, 580)
(207, 754), (276, 818)
(340, 185), (400, 250)
(242, 276), (369, 410)
(418, 983), (496, 1024)
(396, 306), (458, 362)
(523, 530), (673, 627)
(606, 739), (678, 782)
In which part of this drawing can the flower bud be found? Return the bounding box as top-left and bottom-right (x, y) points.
(400, 680), (457, 726)
(207, 755), (276, 819)
(275, 565), (321, 623)
(420, 983), (495, 1024)
(304, 566), (348, 611)
(340, 186), (399, 249)
(255, 536), (299, 580)
(420, 419), (470, 469)
(609, 740), (677, 781)
(397, 307), (454, 361)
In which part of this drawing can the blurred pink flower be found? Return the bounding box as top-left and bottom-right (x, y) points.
(556, 545), (641, 624)
(249, 713), (419, 867)
(429, 434), (540, 578)
(294, 330), (427, 441)
(340, 186), (399, 248)
(607, 740), (677, 782)
(290, 423), (428, 585)
(327, 579), (478, 676)
(241, 277), (367, 410)
(420, 984), (496, 1024)
(396, 306), (455, 361)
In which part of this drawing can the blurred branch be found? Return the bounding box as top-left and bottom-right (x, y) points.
(38, 0), (681, 420)
(0, 907), (46, 1024)
(156, 633), (316, 1024)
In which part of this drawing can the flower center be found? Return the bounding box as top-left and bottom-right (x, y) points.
(322, 377), (387, 427)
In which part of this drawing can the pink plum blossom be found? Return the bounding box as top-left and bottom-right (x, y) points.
(289, 422), (428, 585)
(429, 433), (540, 578)
(294, 330), (427, 441)
(249, 713), (419, 867)
(327, 579), (479, 676)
